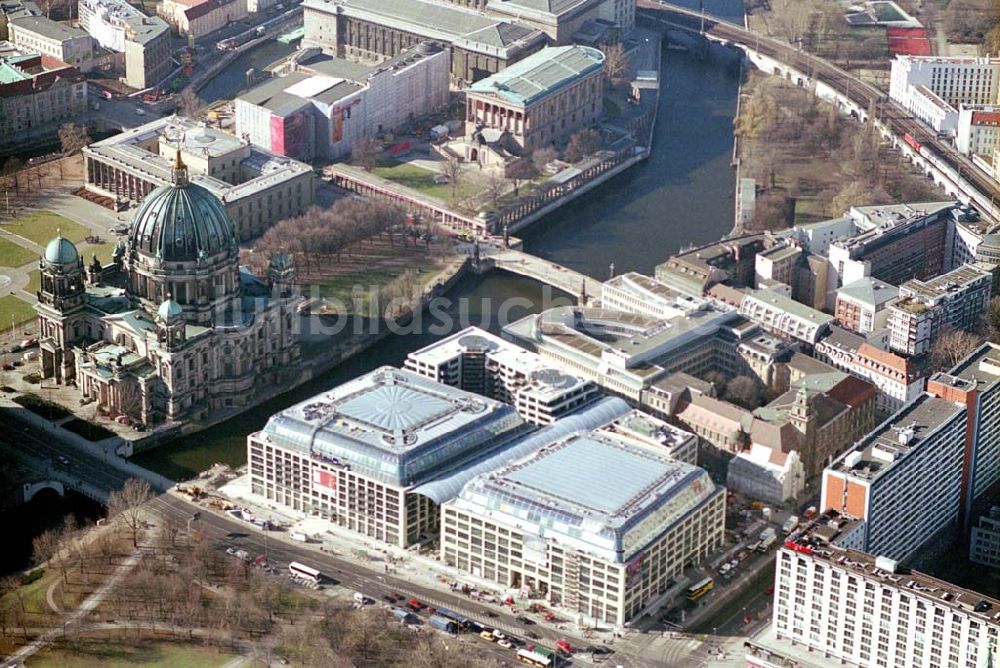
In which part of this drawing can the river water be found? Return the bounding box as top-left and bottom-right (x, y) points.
(133, 1), (745, 479)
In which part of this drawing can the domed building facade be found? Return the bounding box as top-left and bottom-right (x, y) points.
(36, 153), (302, 426)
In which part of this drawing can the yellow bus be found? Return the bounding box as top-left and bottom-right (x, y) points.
(686, 577), (714, 602)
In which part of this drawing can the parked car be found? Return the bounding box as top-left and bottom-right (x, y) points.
(19, 337), (36, 349)
(479, 630), (496, 641)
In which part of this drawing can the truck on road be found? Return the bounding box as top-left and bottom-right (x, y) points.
(782, 515), (799, 535)
(758, 527), (777, 551)
(428, 614), (459, 634)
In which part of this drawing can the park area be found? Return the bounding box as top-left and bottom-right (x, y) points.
(0, 295), (36, 328)
(734, 71), (945, 231)
(0, 210), (113, 327)
(372, 159), (451, 201)
(244, 196), (462, 317)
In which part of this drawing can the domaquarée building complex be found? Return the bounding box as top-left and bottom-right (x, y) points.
(441, 422), (724, 627)
(248, 367), (721, 627)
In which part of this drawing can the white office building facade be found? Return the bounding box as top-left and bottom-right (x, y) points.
(775, 531), (1000, 668)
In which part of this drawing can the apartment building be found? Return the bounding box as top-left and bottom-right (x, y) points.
(0, 47), (87, 150)
(159, 0), (247, 38)
(889, 55), (1000, 133)
(821, 393), (967, 562)
(956, 105), (1000, 157)
(822, 343), (1000, 561)
(655, 234), (767, 298)
(738, 287), (834, 344)
(834, 278), (898, 335)
(773, 512), (1000, 668)
(970, 507), (1000, 569)
(8, 16), (94, 71)
(827, 202), (954, 290)
(815, 327), (925, 414)
(404, 327), (601, 425)
(79, 0), (171, 89)
(886, 263), (994, 357)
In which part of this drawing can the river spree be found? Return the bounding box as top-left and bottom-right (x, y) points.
(134, 10), (746, 479)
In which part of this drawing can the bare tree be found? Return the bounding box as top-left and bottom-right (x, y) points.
(983, 297), (1000, 344)
(351, 137), (381, 172)
(442, 157), (462, 203)
(724, 376), (766, 410)
(115, 379), (144, 422)
(563, 128), (602, 163)
(483, 170), (505, 211)
(506, 159), (536, 196)
(532, 147), (557, 174)
(58, 122), (91, 157)
(931, 328), (983, 373)
(32, 528), (60, 567)
(176, 89), (203, 117)
(601, 42), (629, 90)
(107, 477), (153, 547)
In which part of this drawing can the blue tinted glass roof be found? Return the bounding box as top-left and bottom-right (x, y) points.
(337, 384), (455, 434)
(506, 436), (669, 515)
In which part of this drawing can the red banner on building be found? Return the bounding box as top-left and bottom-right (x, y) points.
(313, 469), (336, 492)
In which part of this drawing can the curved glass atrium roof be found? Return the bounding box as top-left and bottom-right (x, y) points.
(259, 366), (525, 486)
(451, 426), (720, 563)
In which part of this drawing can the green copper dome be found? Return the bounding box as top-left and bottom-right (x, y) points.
(129, 156), (236, 263)
(43, 235), (80, 266)
(157, 297), (184, 323)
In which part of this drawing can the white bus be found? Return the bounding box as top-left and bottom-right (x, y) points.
(516, 649), (553, 667)
(288, 561), (322, 583)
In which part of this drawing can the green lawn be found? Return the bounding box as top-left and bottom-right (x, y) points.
(309, 258), (445, 312)
(0, 567), (55, 617)
(28, 641), (239, 667)
(26, 269), (41, 295)
(372, 160), (450, 200)
(793, 197), (828, 224)
(0, 295), (36, 327)
(4, 211), (88, 246)
(0, 237), (36, 268)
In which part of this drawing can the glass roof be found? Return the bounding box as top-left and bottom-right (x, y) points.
(337, 384), (456, 435)
(507, 436), (670, 515)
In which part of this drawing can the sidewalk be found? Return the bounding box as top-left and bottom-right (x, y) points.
(0, 393), (173, 492)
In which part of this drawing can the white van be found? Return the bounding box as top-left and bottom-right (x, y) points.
(290, 531), (308, 542)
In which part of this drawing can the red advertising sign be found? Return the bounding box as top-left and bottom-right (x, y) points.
(313, 469), (336, 493)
